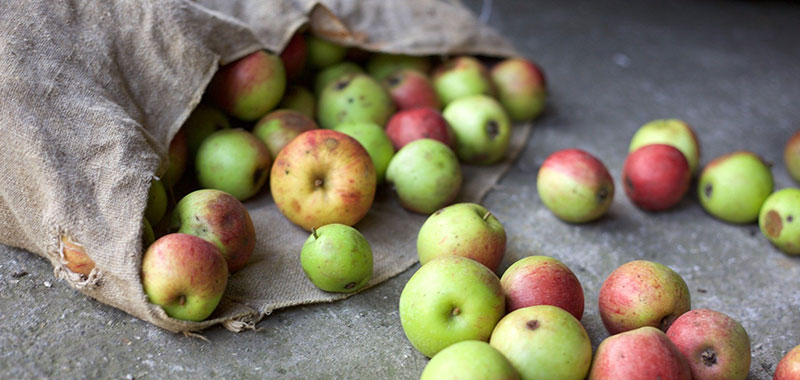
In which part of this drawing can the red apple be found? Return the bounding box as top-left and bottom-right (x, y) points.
(598, 260), (691, 334)
(253, 109), (318, 159)
(382, 69), (440, 110)
(775, 345), (800, 380)
(270, 129), (376, 231)
(280, 33), (306, 79)
(536, 149), (614, 223)
(623, 144), (691, 211)
(588, 326), (692, 380)
(490, 57), (547, 121)
(162, 129), (188, 187)
(666, 309), (751, 380)
(385, 107), (455, 151)
(500, 255), (584, 320)
(209, 50), (286, 121)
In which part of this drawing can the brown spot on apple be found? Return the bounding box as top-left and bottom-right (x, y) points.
(765, 210), (782, 237)
(704, 183), (713, 198)
(325, 138), (339, 151)
(344, 282), (356, 289)
(701, 348), (718, 366)
(486, 120), (499, 139)
(526, 319), (540, 330)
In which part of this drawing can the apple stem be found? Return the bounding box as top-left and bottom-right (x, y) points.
(312, 227), (318, 239)
(482, 211), (493, 221)
(178, 295), (186, 306)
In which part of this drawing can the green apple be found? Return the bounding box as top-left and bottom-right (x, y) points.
(162, 129), (188, 187)
(490, 58), (547, 122)
(317, 73), (395, 129)
(141, 233), (228, 322)
(385, 139), (462, 214)
(332, 122), (395, 183)
(629, 119), (701, 173)
(300, 224), (373, 292)
(253, 109), (318, 159)
(145, 179), (167, 226)
(171, 189), (256, 273)
(784, 132), (800, 183)
(490, 305), (592, 380)
(417, 203), (506, 272)
(759, 188), (800, 255)
(306, 35), (347, 69)
(537, 149), (614, 223)
(421, 340), (520, 380)
(142, 218), (155, 248)
(443, 95), (511, 164)
(208, 51), (286, 121)
(314, 61), (364, 95)
(181, 104), (230, 160)
(399, 255), (505, 358)
(366, 53), (431, 80)
(195, 129), (272, 201)
(698, 151), (773, 223)
(432, 56), (494, 106)
(278, 86), (316, 119)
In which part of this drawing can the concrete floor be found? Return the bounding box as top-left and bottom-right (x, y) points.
(2, 0), (800, 379)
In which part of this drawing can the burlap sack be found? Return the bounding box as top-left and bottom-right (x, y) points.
(0, 0), (527, 332)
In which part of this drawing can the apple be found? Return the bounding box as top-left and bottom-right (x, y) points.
(385, 107), (455, 150)
(253, 109), (318, 159)
(314, 61), (364, 95)
(145, 179), (168, 226)
(500, 256), (584, 320)
(366, 53), (431, 80)
(382, 69), (441, 110)
(623, 144), (691, 211)
(420, 341), (520, 380)
(598, 260), (691, 334)
(416, 203), (506, 272)
(432, 56), (494, 106)
(784, 131), (800, 183)
(143, 219), (155, 248)
(195, 129), (271, 201)
(629, 119), (701, 174)
(588, 326), (692, 380)
(141, 233), (228, 322)
(278, 86), (315, 119)
(181, 104), (231, 162)
(61, 235), (95, 277)
(300, 224), (373, 292)
(759, 188), (800, 255)
(270, 129), (376, 231)
(279, 32), (306, 79)
(666, 309), (751, 380)
(208, 50), (286, 121)
(536, 149), (614, 223)
(443, 95), (511, 164)
(306, 35), (347, 69)
(171, 189), (255, 273)
(162, 129), (188, 187)
(332, 122), (394, 183)
(385, 139), (462, 214)
(490, 58), (547, 122)
(775, 345), (800, 380)
(489, 305), (592, 380)
(399, 255), (505, 358)
(698, 151), (773, 223)
(317, 73), (396, 129)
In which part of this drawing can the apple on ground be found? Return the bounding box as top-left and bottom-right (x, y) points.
(399, 255), (505, 358)
(314, 61), (364, 95)
(382, 69), (441, 110)
(141, 233), (228, 322)
(145, 179), (168, 226)
(420, 340), (520, 380)
(163, 129), (188, 187)
(317, 73), (396, 130)
(279, 33), (306, 79)
(759, 188), (800, 255)
(666, 309), (751, 380)
(270, 129), (376, 231)
(367, 53), (431, 80)
(306, 35), (347, 69)
(195, 129), (271, 201)
(385, 139), (462, 214)
(253, 109), (318, 159)
(588, 326), (692, 380)
(598, 260), (691, 334)
(385, 107), (455, 150)
(623, 144), (691, 211)
(500, 256), (584, 320)
(443, 95), (511, 164)
(536, 149), (614, 223)
(784, 132), (800, 184)
(278, 86), (316, 119)
(417, 203), (506, 272)
(332, 122), (395, 184)
(629, 119), (701, 173)
(490, 305), (593, 380)
(170, 189), (255, 273)
(490, 58), (547, 122)
(181, 104), (230, 160)
(774, 345), (800, 380)
(208, 50), (286, 121)
(432, 56), (495, 106)
(698, 151), (773, 223)
(300, 224), (373, 293)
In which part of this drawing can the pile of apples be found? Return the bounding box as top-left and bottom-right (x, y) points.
(137, 31), (548, 322)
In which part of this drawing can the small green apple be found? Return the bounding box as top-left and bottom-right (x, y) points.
(537, 149), (614, 223)
(142, 218), (155, 248)
(399, 256), (505, 358)
(698, 151), (773, 223)
(367, 53), (431, 80)
(306, 35), (347, 69)
(385, 139), (462, 214)
(443, 95), (511, 164)
(300, 224), (373, 292)
(332, 122), (395, 183)
(629, 119), (701, 174)
(314, 61), (364, 95)
(759, 188), (800, 255)
(432, 56), (494, 106)
(490, 58), (547, 122)
(278, 86), (316, 119)
(145, 179), (167, 226)
(181, 104), (230, 160)
(317, 73), (395, 129)
(195, 129), (271, 201)
(421, 340), (520, 380)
